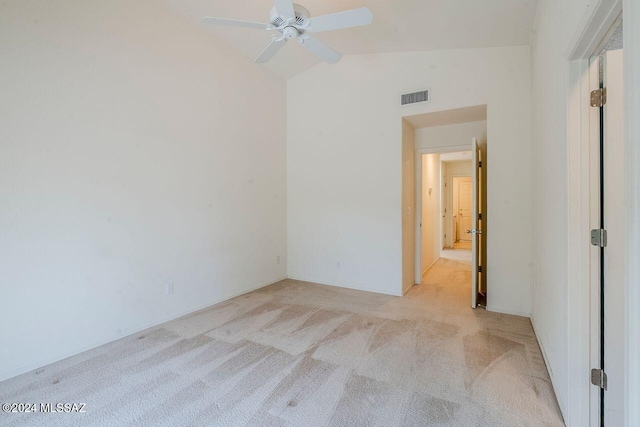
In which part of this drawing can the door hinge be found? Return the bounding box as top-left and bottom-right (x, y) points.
(479, 161), (483, 167)
(591, 229), (608, 247)
(478, 213), (482, 220)
(590, 88), (607, 107)
(478, 266), (483, 273)
(591, 368), (608, 390)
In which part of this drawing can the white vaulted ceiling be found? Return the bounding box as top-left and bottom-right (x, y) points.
(161, 0), (538, 79)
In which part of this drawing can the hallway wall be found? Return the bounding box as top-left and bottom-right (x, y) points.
(402, 120), (416, 294)
(420, 154), (441, 277)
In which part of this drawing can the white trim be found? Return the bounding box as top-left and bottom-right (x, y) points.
(566, 0), (622, 60)
(563, 1), (640, 426)
(587, 54), (603, 427)
(623, 2), (640, 426)
(416, 144), (471, 155)
(566, 56), (597, 427)
(531, 319), (567, 424)
(0, 276), (287, 383)
(286, 276), (404, 297)
(565, 31), (603, 427)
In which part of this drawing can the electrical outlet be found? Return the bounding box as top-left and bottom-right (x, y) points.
(277, 255), (281, 265)
(166, 283), (174, 295)
(336, 261), (341, 269)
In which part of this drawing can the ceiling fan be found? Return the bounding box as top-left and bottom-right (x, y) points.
(202, 1), (373, 64)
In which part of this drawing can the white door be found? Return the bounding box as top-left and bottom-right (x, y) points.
(458, 179), (473, 242)
(602, 49), (624, 427)
(470, 138), (481, 308)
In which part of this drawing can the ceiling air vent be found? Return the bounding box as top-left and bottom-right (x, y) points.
(401, 89), (430, 106)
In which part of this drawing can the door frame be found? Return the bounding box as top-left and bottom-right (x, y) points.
(414, 144), (471, 284)
(450, 175), (473, 245)
(566, 1), (639, 426)
(625, 4), (640, 426)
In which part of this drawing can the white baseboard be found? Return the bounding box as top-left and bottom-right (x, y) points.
(0, 276), (287, 383)
(286, 276), (403, 297)
(530, 316), (567, 422)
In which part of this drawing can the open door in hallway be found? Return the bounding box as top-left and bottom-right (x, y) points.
(457, 178), (473, 242)
(470, 137), (484, 308)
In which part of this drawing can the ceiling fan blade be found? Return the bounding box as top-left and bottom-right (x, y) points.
(274, 0), (296, 20)
(255, 38), (287, 63)
(298, 36), (342, 64)
(201, 17), (269, 30)
(306, 7), (373, 33)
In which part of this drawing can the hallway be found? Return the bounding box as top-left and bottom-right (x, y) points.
(0, 260), (563, 426)
(452, 241), (472, 250)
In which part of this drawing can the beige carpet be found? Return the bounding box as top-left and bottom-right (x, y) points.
(0, 259), (564, 426)
(452, 241), (472, 250)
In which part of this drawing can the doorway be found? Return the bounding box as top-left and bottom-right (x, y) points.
(565, 6), (637, 424)
(401, 105), (488, 308)
(414, 142), (485, 308)
(453, 176), (473, 245)
(441, 156), (473, 261)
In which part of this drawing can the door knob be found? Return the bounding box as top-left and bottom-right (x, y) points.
(466, 229), (482, 235)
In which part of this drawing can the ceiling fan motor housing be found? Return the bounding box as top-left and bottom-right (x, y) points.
(270, 4), (310, 36)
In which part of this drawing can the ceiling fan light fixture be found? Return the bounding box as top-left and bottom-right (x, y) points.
(202, 1), (373, 64)
(282, 27), (299, 39)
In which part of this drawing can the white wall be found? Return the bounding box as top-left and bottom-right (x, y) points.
(415, 121), (487, 151)
(0, 0), (286, 382)
(420, 154), (440, 276)
(530, 3), (575, 415)
(530, 0), (640, 424)
(288, 46), (533, 312)
(441, 162), (448, 248)
(401, 120), (416, 293)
